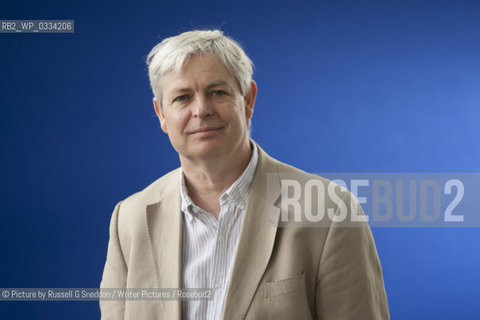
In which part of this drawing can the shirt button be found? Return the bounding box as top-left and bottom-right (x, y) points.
(214, 282), (221, 289)
(218, 234), (224, 242)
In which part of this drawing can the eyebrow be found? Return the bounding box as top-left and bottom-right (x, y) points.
(206, 80), (231, 91)
(170, 80), (232, 94)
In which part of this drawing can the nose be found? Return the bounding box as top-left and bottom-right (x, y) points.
(192, 95), (212, 118)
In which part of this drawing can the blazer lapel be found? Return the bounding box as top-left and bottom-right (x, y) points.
(146, 174), (183, 320)
(221, 146), (282, 319)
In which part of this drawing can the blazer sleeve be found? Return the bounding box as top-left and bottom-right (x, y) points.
(315, 194), (390, 320)
(100, 201), (128, 320)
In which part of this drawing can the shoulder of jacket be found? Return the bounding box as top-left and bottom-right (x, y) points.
(118, 167), (181, 209)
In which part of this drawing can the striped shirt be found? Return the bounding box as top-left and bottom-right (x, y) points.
(179, 143), (258, 320)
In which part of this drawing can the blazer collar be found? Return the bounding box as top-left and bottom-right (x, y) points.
(146, 169), (183, 320)
(221, 143), (282, 319)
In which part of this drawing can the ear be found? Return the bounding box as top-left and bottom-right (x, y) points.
(153, 97), (168, 134)
(244, 80), (257, 121)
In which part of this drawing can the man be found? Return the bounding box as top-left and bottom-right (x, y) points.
(100, 29), (390, 319)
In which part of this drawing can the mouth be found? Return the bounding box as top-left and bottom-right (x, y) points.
(188, 126), (224, 134)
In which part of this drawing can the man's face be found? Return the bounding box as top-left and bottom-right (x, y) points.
(154, 54), (256, 161)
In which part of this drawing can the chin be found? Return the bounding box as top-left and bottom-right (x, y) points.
(187, 143), (225, 159)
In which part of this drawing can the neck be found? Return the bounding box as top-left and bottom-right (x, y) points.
(180, 140), (253, 217)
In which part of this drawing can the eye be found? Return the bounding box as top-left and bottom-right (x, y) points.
(212, 90), (228, 97)
(174, 95), (189, 102)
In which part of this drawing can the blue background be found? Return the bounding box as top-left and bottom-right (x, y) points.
(1, 0), (479, 318)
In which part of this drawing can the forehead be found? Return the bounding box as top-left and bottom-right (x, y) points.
(162, 54), (239, 92)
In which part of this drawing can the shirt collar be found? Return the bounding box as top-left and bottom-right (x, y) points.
(179, 141), (258, 220)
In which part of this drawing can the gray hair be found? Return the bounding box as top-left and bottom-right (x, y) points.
(146, 29), (254, 109)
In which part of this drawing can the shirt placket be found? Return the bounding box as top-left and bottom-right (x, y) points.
(207, 201), (232, 320)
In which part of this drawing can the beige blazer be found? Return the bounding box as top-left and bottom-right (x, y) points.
(100, 144), (390, 319)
